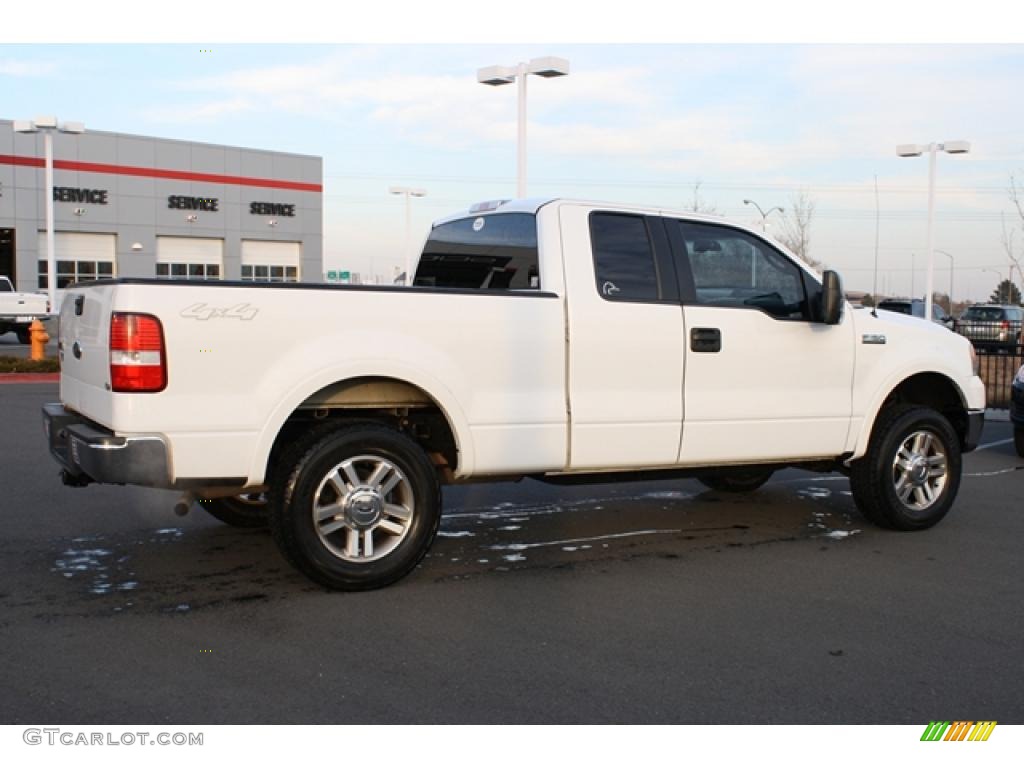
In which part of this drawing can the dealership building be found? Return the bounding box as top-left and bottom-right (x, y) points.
(0, 119), (323, 298)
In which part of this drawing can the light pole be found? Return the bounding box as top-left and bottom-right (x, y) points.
(742, 199), (784, 233)
(477, 56), (570, 198)
(389, 186), (427, 286)
(742, 200), (784, 285)
(896, 140), (970, 324)
(934, 249), (955, 314)
(13, 116), (85, 314)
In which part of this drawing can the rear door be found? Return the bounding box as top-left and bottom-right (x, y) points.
(560, 204), (685, 470)
(669, 219), (855, 464)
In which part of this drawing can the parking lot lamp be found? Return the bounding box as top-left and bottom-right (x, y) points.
(13, 117), (85, 314)
(389, 186), (427, 286)
(934, 249), (955, 313)
(897, 140), (970, 325)
(477, 57), (570, 198)
(742, 199), (784, 233)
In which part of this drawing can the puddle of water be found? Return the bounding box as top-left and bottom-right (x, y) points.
(497, 525), (522, 531)
(798, 487), (833, 500)
(490, 528), (681, 552)
(437, 531), (475, 538)
(822, 529), (862, 540)
(503, 554), (526, 563)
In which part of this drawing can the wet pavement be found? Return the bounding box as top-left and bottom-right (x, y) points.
(1, 383), (1022, 724)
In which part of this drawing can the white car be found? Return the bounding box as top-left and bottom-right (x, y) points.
(43, 198), (986, 589)
(0, 276), (48, 343)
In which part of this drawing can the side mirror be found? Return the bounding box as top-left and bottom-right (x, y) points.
(821, 270), (844, 325)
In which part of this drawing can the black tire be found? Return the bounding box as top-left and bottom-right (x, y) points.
(267, 421), (441, 591)
(849, 405), (961, 531)
(15, 328), (30, 345)
(1014, 428), (1024, 458)
(698, 469), (774, 493)
(198, 495), (268, 528)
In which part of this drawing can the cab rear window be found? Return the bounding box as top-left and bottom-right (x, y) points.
(415, 213), (539, 290)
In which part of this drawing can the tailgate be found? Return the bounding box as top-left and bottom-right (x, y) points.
(58, 284), (116, 424)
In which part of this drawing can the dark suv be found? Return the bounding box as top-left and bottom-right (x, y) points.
(956, 304), (1024, 352)
(876, 298), (954, 329)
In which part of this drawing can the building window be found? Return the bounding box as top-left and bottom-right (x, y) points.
(38, 259), (115, 289)
(241, 264), (298, 282)
(155, 263), (221, 280)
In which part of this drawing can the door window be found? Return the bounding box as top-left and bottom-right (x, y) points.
(589, 213), (659, 302)
(680, 222), (808, 320)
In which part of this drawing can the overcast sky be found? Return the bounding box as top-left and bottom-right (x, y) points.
(4, 41), (1024, 299)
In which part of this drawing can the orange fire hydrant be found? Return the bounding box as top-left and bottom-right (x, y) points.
(29, 319), (49, 362)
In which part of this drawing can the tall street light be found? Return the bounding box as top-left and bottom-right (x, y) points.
(14, 116), (85, 314)
(389, 186), (427, 286)
(934, 249), (955, 314)
(897, 140), (970, 324)
(477, 56), (570, 198)
(742, 199), (784, 232)
(743, 199), (783, 285)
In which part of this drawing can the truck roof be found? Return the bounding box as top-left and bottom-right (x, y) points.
(432, 197), (733, 229)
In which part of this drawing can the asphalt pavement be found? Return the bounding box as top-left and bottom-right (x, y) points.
(1, 382), (1021, 724)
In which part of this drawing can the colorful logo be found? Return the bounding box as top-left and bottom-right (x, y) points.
(920, 721), (997, 742)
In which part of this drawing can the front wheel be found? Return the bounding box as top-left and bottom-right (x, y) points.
(698, 469), (774, 493)
(15, 328), (30, 345)
(849, 405), (961, 530)
(268, 421), (441, 591)
(1014, 428), (1024, 458)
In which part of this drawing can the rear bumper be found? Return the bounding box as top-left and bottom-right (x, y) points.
(964, 409), (985, 452)
(42, 402), (171, 487)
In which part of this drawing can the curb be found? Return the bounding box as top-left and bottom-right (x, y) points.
(0, 373), (59, 384)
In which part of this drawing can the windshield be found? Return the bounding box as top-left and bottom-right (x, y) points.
(963, 307), (1006, 321)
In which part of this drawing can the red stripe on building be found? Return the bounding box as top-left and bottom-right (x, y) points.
(0, 154), (322, 193)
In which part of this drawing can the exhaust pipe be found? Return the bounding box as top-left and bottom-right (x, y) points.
(173, 492), (196, 517)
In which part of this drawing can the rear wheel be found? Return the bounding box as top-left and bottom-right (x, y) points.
(268, 421), (441, 591)
(849, 405), (961, 530)
(15, 328), (30, 345)
(198, 494), (268, 528)
(698, 469), (774, 493)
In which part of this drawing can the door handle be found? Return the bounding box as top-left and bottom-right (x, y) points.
(690, 327), (721, 353)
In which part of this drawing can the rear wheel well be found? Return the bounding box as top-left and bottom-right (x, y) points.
(267, 378), (459, 483)
(881, 373), (968, 448)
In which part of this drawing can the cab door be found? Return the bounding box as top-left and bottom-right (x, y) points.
(668, 219), (855, 465)
(559, 204), (685, 470)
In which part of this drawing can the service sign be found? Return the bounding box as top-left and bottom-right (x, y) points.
(54, 187), (108, 204)
(250, 202), (296, 217)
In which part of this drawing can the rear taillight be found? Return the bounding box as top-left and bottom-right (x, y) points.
(110, 313), (166, 392)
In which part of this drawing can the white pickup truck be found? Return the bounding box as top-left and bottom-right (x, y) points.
(43, 198), (986, 590)
(0, 276), (49, 343)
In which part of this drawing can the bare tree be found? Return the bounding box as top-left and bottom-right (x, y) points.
(686, 180), (719, 215)
(776, 190), (821, 270)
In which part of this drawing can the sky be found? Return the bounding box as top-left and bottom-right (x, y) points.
(3, 39), (1024, 301)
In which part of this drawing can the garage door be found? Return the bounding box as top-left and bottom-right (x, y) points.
(156, 236), (223, 280)
(37, 231), (116, 289)
(241, 240), (300, 282)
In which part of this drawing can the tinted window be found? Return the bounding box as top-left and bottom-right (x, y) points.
(589, 213), (659, 301)
(681, 222), (808, 320)
(415, 213), (539, 290)
(963, 306), (1007, 321)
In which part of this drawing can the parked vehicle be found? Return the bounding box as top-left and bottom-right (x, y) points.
(43, 198), (986, 590)
(0, 277), (49, 344)
(876, 298), (954, 330)
(1012, 365), (1024, 457)
(956, 304), (1024, 352)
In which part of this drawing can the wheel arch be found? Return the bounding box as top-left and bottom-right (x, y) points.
(249, 369), (473, 485)
(853, 371), (969, 460)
